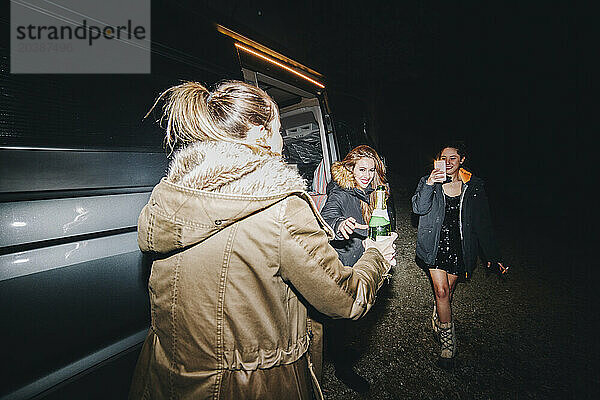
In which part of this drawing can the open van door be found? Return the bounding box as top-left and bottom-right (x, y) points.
(218, 26), (339, 210)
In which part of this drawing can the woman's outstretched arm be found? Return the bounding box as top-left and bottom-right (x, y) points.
(320, 190), (350, 241)
(279, 196), (393, 320)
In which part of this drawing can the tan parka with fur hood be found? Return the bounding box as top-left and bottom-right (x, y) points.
(129, 141), (390, 400)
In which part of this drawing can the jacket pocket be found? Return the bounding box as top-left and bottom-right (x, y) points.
(416, 227), (434, 259)
(417, 226), (434, 241)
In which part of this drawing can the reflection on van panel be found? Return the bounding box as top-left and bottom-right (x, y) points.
(1, 193), (150, 248)
(0, 150), (164, 399)
(1, 232), (139, 281)
(1, 15), (350, 399)
(0, 238), (150, 398)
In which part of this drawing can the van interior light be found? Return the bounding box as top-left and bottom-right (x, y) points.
(234, 43), (325, 89)
(217, 24), (322, 77)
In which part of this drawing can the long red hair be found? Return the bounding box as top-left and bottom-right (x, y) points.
(339, 145), (389, 222)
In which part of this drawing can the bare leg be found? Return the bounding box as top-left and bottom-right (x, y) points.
(430, 269), (459, 366)
(429, 269), (457, 323)
(448, 273), (459, 303)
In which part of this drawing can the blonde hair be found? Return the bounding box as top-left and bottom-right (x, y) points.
(146, 80), (279, 153)
(339, 145), (389, 222)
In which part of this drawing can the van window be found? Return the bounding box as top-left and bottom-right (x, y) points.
(281, 111), (322, 190)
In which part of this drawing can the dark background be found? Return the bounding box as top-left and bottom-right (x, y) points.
(204, 1), (576, 214)
(2, 0), (577, 221)
(0, 2), (586, 398)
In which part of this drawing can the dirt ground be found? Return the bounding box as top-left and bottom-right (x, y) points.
(319, 176), (595, 400)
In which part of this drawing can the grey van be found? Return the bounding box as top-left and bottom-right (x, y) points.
(1, 5), (386, 400)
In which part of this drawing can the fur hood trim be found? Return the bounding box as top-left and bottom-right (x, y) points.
(138, 142), (333, 254)
(138, 141), (334, 254)
(330, 161), (356, 190)
(166, 141), (307, 195)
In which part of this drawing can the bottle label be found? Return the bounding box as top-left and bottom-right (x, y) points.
(369, 186), (391, 238)
(369, 224), (391, 240)
(371, 208), (390, 222)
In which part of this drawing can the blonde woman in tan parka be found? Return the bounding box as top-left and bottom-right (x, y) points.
(129, 81), (397, 400)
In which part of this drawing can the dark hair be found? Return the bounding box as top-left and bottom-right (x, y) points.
(437, 140), (468, 161)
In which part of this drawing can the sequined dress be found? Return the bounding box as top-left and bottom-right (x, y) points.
(432, 194), (464, 275)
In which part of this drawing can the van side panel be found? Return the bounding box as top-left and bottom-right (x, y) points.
(1, 3), (244, 396)
(0, 150), (167, 399)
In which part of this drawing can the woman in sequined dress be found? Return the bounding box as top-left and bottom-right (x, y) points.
(412, 142), (505, 368)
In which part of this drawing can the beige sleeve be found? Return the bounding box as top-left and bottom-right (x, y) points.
(279, 195), (389, 320)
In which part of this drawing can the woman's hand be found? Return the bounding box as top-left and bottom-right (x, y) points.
(364, 232), (398, 266)
(426, 168), (446, 185)
(338, 217), (368, 240)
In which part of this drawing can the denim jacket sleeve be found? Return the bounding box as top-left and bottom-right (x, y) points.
(412, 176), (435, 215)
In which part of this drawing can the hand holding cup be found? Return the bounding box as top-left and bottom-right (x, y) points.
(364, 232), (398, 268)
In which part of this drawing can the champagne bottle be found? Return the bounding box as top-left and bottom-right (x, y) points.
(368, 185), (391, 240)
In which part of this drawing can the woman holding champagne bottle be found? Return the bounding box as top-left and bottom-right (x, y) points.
(320, 145), (394, 393)
(412, 142), (506, 368)
(321, 145), (394, 265)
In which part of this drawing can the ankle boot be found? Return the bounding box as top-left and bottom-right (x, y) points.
(438, 321), (456, 368)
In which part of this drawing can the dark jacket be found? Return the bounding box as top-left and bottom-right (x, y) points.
(412, 169), (501, 278)
(320, 179), (372, 266)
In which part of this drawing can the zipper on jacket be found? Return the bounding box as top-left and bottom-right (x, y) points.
(459, 183), (469, 278)
(459, 183), (468, 240)
(431, 186), (445, 263)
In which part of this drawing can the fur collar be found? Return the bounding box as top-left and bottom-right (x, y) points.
(330, 161), (356, 190)
(166, 141), (307, 195)
(329, 161), (373, 203)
